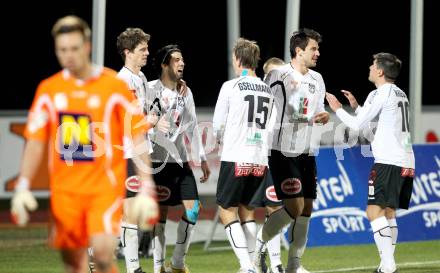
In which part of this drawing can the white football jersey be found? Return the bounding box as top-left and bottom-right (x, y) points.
(147, 79), (206, 163)
(117, 66), (153, 157)
(265, 63), (327, 154)
(336, 83), (415, 168)
(117, 67), (154, 112)
(213, 75), (274, 165)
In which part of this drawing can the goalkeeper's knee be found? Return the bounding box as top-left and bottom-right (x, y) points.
(185, 200), (200, 223)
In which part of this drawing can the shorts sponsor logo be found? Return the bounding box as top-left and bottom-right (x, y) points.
(125, 175), (140, 192)
(401, 167), (415, 177)
(281, 178), (301, 195)
(156, 185), (171, 202)
(235, 163), (266, 177)
(265, 186), (279, 202)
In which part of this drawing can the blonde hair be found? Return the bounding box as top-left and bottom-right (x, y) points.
(51, 15), (91, 41)
(233, 38), (260, 70)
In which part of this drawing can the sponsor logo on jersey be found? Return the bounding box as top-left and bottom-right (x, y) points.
(235, 163), (266, 177)
(281, 178), (302, 195)
(125, 176), (141, 192)
(156, 185), (171, 202)
(58, 112), (94, 161)
(265, 185), (280, 202)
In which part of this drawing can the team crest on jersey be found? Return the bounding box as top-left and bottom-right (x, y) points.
(125, 176), (141, 192)
(308, 83), (316, 94)
(54, 93), (68, 110)
(58, 112), (94, 161)
(265, 186), (280, 202)
(281, 178), (302, 195)
(156, 185), (171, 202)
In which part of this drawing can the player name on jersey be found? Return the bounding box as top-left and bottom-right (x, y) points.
(237, 82), (271, 94)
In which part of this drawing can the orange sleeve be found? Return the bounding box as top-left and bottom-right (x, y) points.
(24, 81), (52, 142)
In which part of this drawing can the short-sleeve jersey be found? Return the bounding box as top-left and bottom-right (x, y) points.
(213, 75), (274, 165)
(336, 83), (415, 168)
(265, 63), (326, 154)
(24, 66), (149, 194)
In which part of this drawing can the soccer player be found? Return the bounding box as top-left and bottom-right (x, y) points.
(240, 57), (286, 273)
(148, 44), (210, 273)
(116, 27), (170, 273)
(326, 53), (414, 273)
(254, 28), (330, 273)
(214, 38), (274, 273)
(10, 16), (158, 273)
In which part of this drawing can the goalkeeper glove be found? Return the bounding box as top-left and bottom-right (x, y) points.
(11, 183), (38, 226)
(129, 193), (159, 231)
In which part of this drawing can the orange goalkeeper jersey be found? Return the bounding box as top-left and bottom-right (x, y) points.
(24, 66), (149, 194)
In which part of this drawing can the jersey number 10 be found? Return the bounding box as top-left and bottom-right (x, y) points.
(397, 101), (410, 132)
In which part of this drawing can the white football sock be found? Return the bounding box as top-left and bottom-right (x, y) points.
(371, 216), (395, 272)
(267, 232), (282, 269)
(388, 218), (398, 255)
(225, 221), (253, 270)
(171, 217), (195, 269)
(242, 220), (257, 260)
(152, 221), (166, 271)
(120, 222), (140, 271)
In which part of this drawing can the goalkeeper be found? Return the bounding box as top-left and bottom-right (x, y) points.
(10, 15), (158, 273)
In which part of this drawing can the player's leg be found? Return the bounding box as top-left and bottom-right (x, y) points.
(169, 163), (200, 272)
(239, 205), (257, 260)
(217, 162), (257, 272)
(366, 164), (396, 273)
(119, 160), (145, 273)
(254, 151), (300, 273)
(90, 234), (120, 273)
(121, 197), (144, 273)
(265, 205), (283, 273)
(152, 206), (168, 273)
(286, 155), (316, 273)
(61, 248), (89, 273)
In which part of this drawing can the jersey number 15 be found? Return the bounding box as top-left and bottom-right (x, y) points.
(244, 94), (272, 129)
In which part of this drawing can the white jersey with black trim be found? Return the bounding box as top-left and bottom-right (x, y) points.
(265, 63), (327, 154)
(117, 67), (154, 112)
(336, 83), (415, 168)
(147, 79), (206, 164)
(117, 66), (153, 157)
(213, 75), (274, 165)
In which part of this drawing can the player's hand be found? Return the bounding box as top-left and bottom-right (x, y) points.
(10, 189), (38, 227)
(155, 115), (170, 133)
(313, 111), (330, 124)
(129, 192), (159, 231)
(341, 90), (359, 109)
(200, 160), (210, 183)
(177, 79), (188, 96)
(325, 92), (342, 112)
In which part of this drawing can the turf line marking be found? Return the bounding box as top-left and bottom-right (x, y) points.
(313, 260), (440, 272)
